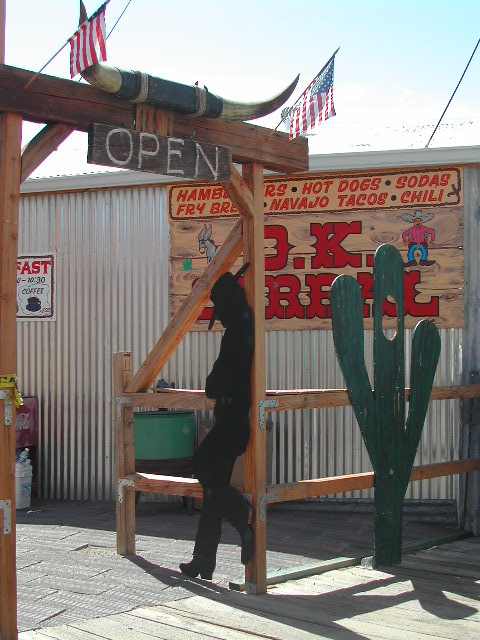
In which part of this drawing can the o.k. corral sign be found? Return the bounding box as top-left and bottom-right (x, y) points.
(167, 167), (464, 331)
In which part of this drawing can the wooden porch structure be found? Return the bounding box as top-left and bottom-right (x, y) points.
(1, 61), (480, 640)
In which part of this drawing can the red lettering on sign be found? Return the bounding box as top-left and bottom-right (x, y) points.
(20, 262), (31, 275)
(440, 173), (450, 186)
(265, 275), (304, 320)
(305, 273), (335, 318)
(265, 225), (293, 271)
(310, 221), (362, 269)
(176, 189), (189, 202)
(404, 271), (439, 317)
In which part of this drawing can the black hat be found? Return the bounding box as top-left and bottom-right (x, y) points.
(208, 263), (249, 330)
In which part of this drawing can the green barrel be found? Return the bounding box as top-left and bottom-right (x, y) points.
(134, 410), (195, 460)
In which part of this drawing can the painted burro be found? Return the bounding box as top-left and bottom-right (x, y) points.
(168, 166), (463, 330)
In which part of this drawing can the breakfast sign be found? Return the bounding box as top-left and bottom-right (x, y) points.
(168, 168), (464, 330)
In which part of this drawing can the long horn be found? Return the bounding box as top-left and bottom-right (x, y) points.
(79, 5), (298, 121)
(81, 63), (299, 121)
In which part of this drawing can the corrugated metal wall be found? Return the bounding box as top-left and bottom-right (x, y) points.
(18, 181), (461, 502)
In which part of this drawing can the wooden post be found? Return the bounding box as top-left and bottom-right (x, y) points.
(242, 163), (267, 594)
(113, 352), (136, 555)
(0, 111), (22, 640)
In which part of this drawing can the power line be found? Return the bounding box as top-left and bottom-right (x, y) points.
(425, 36), (480, 148)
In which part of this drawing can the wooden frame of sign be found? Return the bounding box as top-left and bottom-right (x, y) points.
(1, 62), (480, 639)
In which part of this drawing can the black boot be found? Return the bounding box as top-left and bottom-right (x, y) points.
(179, 554), (215, 580)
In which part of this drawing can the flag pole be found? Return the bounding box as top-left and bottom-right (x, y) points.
(23, 40), (72, 90)
(425, 37), (480, 148)
(270, 47), (340, 136)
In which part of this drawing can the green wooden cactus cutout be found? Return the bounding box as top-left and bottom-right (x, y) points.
(330, 244), (441, 567)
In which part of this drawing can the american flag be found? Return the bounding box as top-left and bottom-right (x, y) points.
(69, 2), (108, 78)
(288, 58), (336, 140)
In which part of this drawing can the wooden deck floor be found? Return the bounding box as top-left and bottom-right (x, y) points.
(20, 536), (480, 640)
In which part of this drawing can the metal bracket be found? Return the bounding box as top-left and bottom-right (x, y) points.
(0, 390), (13, 425)
(0, 499), (12, 534)
(116, 396), (133, 423)
(117, 478), (134, 503)
(259, 492), (278, 522)
(259, 399), (278, 429)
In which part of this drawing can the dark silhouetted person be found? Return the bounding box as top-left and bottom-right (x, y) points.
(180, 269), (254, 579)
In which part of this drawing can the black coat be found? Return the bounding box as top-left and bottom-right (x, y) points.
(205, 273), (254, 455)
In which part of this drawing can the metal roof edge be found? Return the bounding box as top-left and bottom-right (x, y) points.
(20, 145), (480, 194)
(20, 169), (182, 194)
(308, 145), (480, 173)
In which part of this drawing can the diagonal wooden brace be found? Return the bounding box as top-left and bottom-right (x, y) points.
(222, 166), (254, 219)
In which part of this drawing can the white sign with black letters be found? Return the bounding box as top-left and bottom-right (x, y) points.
(17, 253), (56, 321)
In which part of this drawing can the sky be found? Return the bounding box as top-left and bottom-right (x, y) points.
(5, 0), (480, 178)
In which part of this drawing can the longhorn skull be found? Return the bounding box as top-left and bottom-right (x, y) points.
(79, 3), (299, 122)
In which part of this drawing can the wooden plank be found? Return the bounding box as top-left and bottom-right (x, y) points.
(0, 64), (134, 130)
(171, 115), (308, 174)
(21, 123), (74, 183)
(264, 576), (480, 639)
(121, 383), (480, 414)
(0, 65), (308, 173)
(266, 384), (480, 411)
(130, 390), (213, 410)
(242, 163), (267, 594)
(123, 472), (203, 498)
(230, 556), (360, 591)
(113, 353), (136, 556)
(267, 471), (375, 503)
(265, 459), (480, 503)
(88, 123), (232, 181)
(122, 609), (262, 640)
(140, 601), (340, 640)
(136, 105), (173, 137)
(166, 592), (451, 640)
(126, 218), (243, 392)
(0, 111), (22, 640)
(221, 166), (254, 219)
(410, 458), (480, 481)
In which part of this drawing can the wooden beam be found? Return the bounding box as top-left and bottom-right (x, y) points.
(21, 123), (74, 183)
(127, 219), (243, 393)
(265, 384), (480, 412)
(136, 105), (173, 137)
(410, 458), (480, 482)
(128, 390), (213, 411)
(0, 111), (22, 640)
(0, 65), (308, 173)
(113, 353), (136, 556)
(122, 473), (203, 498)
(172, 115), (308, 174)
(265, 458), (480, 504)
(242, 163), (267, 594)
(0, 64), (133, 130)
(222, 166), (254, 218)
(122, 382), (480, 414)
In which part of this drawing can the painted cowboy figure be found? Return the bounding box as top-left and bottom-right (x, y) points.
(401, 210), (436, 267)
(180, 266), (254, 580)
